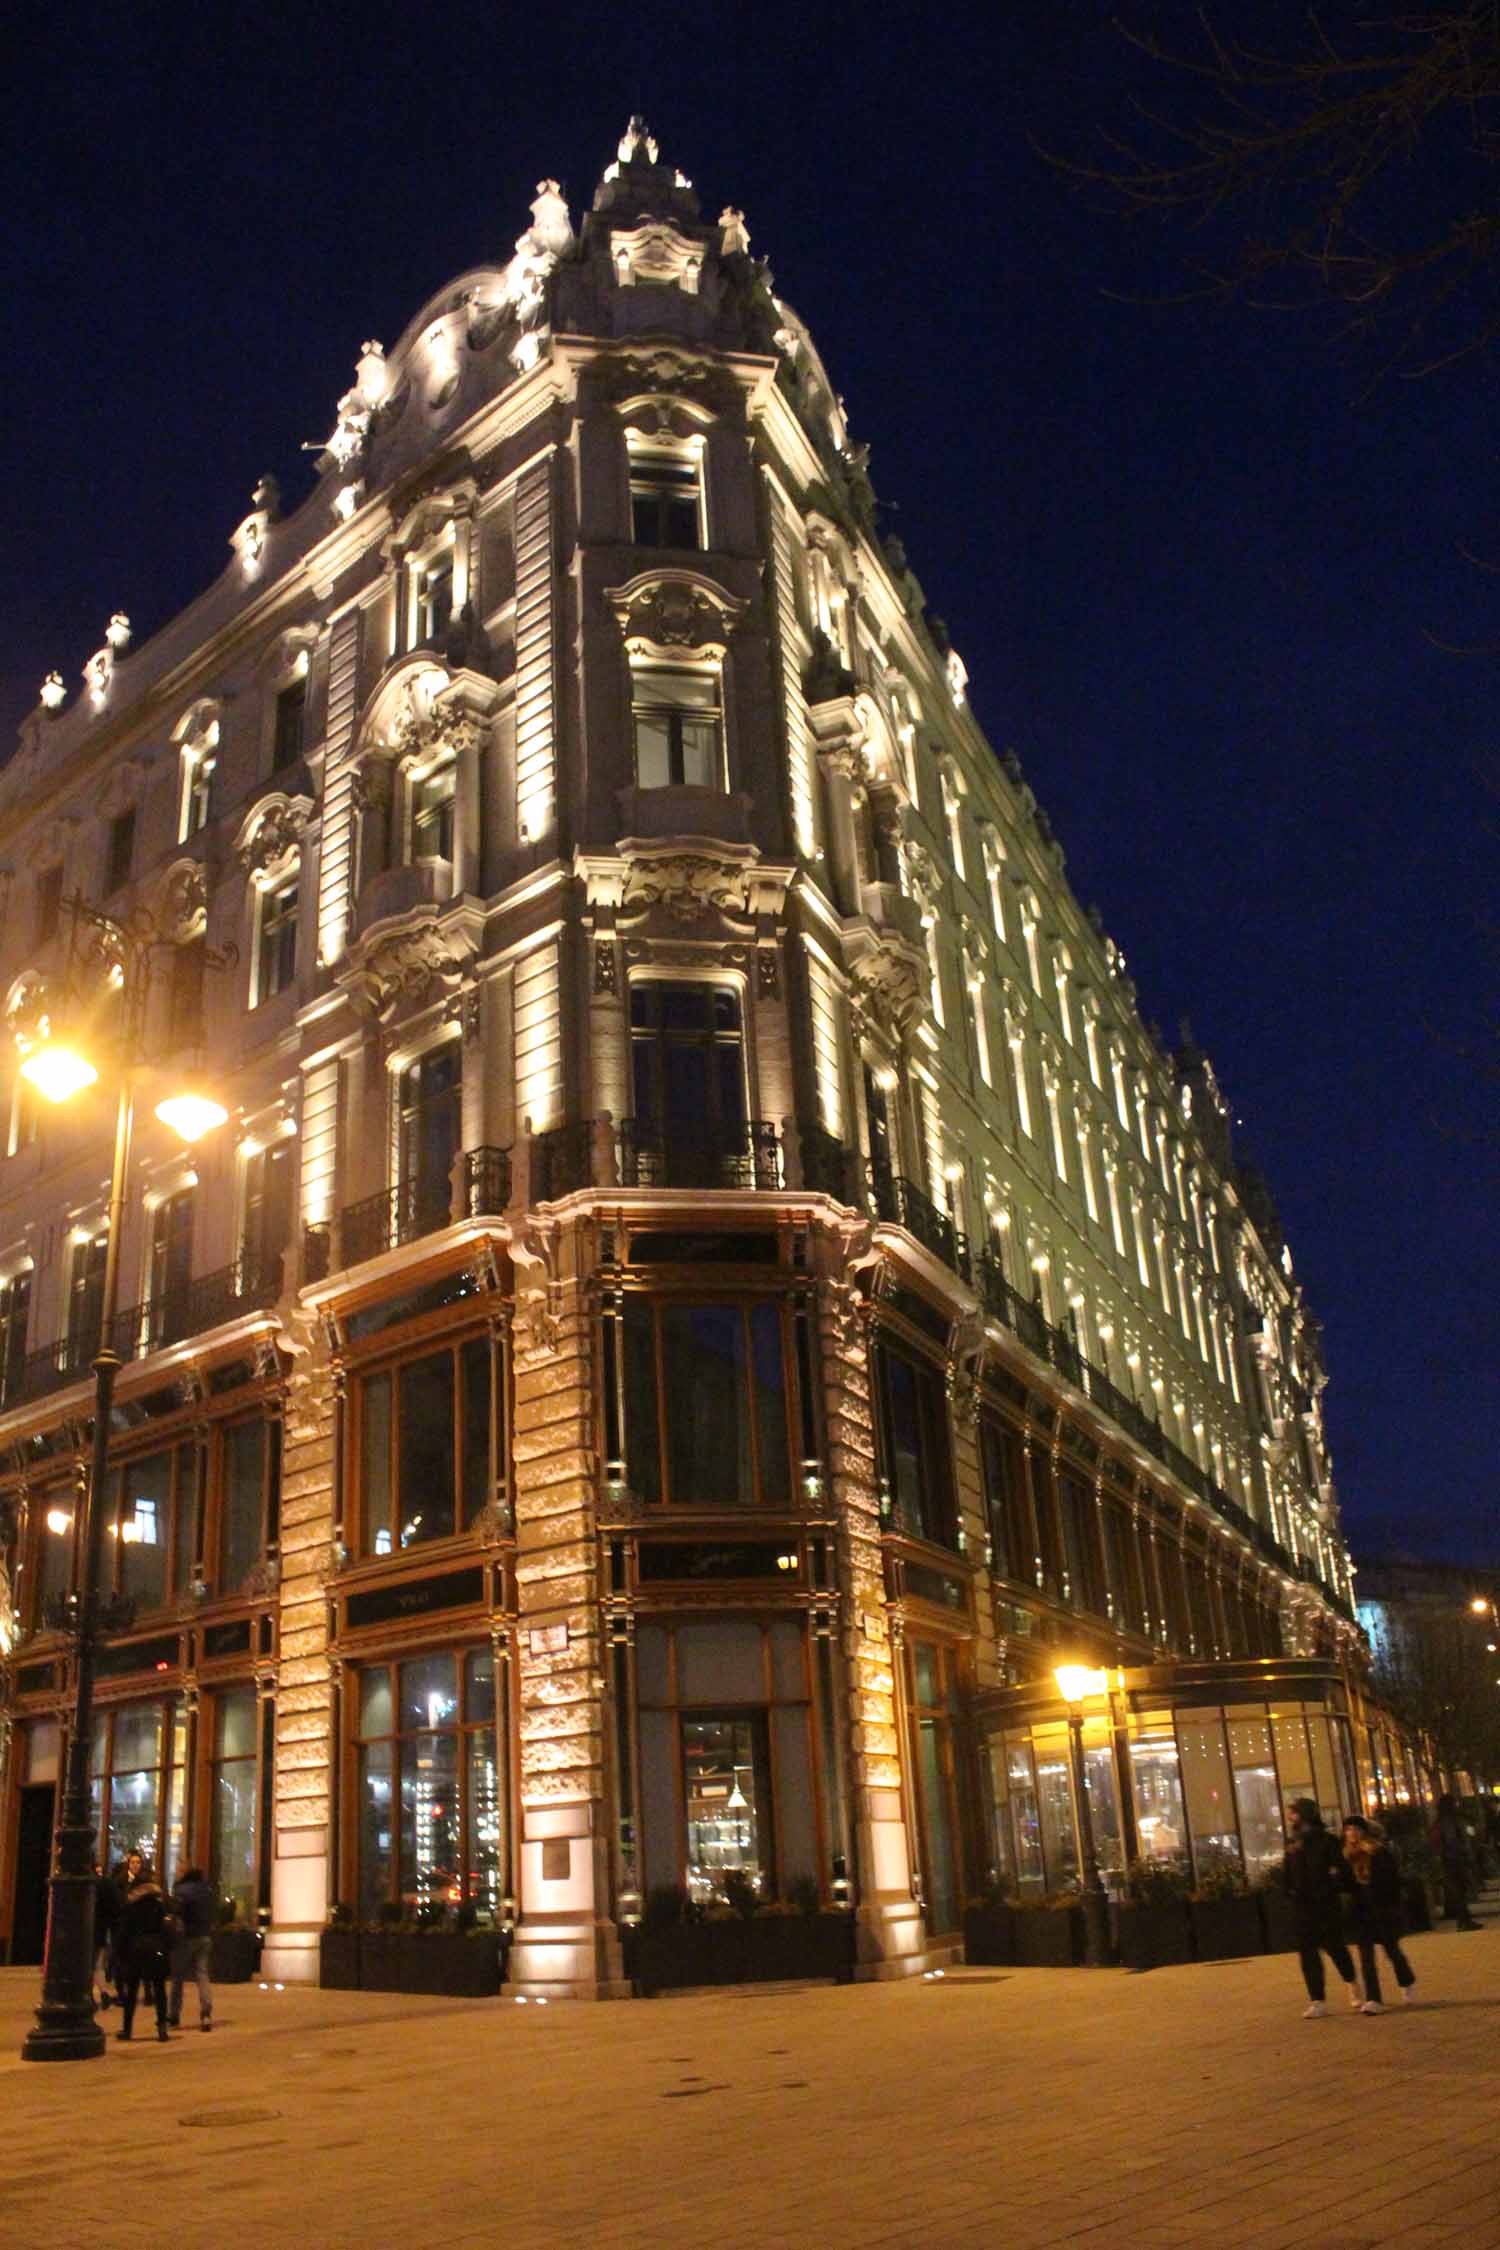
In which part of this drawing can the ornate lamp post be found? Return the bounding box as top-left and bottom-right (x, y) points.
(1054, 1664), (1111, 1968)
(19, 896), (228, 2063)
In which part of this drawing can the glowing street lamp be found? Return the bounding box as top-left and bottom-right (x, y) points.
(1054, 1662), (1111, 1967)
(153, 1086), (228, 1143)
(20, 1038), (99, 1105)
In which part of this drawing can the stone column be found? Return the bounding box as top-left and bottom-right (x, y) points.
(815, 1242), (929, 1978)
(262, 1331), (336, 1983)
(506, 1225), (620, 1998)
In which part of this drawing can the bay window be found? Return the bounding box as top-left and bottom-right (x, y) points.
(631, 664), (723, 788)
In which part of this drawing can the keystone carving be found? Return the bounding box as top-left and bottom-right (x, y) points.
(620, 848), (756, 925)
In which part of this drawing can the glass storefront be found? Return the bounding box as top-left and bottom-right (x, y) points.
(89, 1698), (185, 1880)
(210, 1687), (260, 1916)
(986, 1685), (1367, 1896)
(355, 1648), (500, 1920)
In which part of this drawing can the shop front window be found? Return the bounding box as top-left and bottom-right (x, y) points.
(1004, 1738), (1045, 1893)
(1034, 1730), (1079, 1891)
(911, 1641), (963, 1932)
(1177, 1708), (1242, 1880)
(211, 1687), (260, 1917)
(682, 1713), (772, 1905)
(91, 1699), (180, 1875)
(1225, 1709), (1284, 1881)
(1129, 1722), (1189, 1872)
(356, 1648), (499, 1921)
(357, 1332), (494, 1555)
(111, 1444), (195, 1612)
(622, 1298), (790, 1508)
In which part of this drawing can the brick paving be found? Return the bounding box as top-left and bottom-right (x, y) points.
(0, 1896), (1496, 2249)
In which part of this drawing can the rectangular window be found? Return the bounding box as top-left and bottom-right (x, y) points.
(622, 1297), (790, 1508)
(91, 1699), (179, 1877)
(149, 1189), (194, 1347)
(181, 749), (214, 839)
(1059, 1470), (1106, 1617)
(105, 808), (135, 895)
(210, 1687), (260, 1918)
(876, 1341), (956, 1549)
(36, 866), (63, 944)
(220, 1415), (278, 1592)
(112, 1443), (194, 1612)
(67, 1234), (108, 1371)
(355, 1647), (499, 1921)
(416, 552), (454, 647)
(167, 939), (206, 1050)
(240, 1140), (293, 1296)
(397, 1044), (462, 1230)
(272, 677), (306, 771)
(631, 666), (723, 789)
(682, 1712), (772, 1902)
(256, 876), (297, 1003)
(629, 450), (703, 549)
(411, 764), (455, 863)
(0, 1270), (31, 1405)
(980, 1415), (1031, 1585)
(629, 982), (745, 1139)
(356, 1333), (494, 1556)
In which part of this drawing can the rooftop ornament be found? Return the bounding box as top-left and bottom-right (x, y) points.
(104, 612), (131, 652)
(39, 671), (66, 712)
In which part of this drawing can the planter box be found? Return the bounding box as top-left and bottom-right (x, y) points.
(210, 1924), (262, 1984)
(1012, 1905), (1082, 1967)
(1113, 1901), (1192, 1972)
(319, 1927), (506, 1996)
(319, 1927), (361, 1990)
(627, 1913), (857, 1995)
(1257, 1888), (1301, 1955)
(1190, 1896), (1264, 1961)
(963, 1902), (1017, 1966)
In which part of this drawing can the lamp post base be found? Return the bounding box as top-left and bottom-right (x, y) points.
(21, 2008), (107, 2063)
(20, 1853), (104, 2063)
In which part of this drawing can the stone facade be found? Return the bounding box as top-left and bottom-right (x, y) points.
(0, 122), (1358, 1989)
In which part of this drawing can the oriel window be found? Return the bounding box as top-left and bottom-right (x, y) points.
(272, 676), (306, 772)
(411, 763), (456, 863)
(629, 449), (703, 549)
(256, 875), (298, 1003)
(631, 665), (723, 789)
(415, 550), (454, 647)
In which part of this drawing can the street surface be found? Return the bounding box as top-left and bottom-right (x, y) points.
(0, 1892), (1495, 2248)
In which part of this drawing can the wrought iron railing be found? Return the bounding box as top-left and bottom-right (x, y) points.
(531, 1122), (594, 1204)
(617, 1118), (782, 1192)
(868, 1166), (969, 1279)
(463, 1144), (512, 1218)
(338, 1175), (453, 1268)
(2, 1256), (285, 1411)
(799, 1121), (863, 1204)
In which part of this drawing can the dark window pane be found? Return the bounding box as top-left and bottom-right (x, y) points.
(362, 1373), (393, 1555)
(119, 1451), (171, 1608)
(749, 1304), (789, 1504)
(398, 1352), (457, 1547)
(222, 1419), (267, 1590)
(173, 1441), (196, 1595)
(623, 1300), (661, 1505)
(662, 1305), (752, 1505)
(464, 1648), (496, 1726)
(883, 1352), (925, 1538)
(273, 678), (306, 771)
(460, 1336), (492, 1529)
(358, 1742), (393, 1917)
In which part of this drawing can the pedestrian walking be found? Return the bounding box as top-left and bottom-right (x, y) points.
(93, 1861), (121, 2010)
(169, 1866), (216, 2032)
(116, 1863), (173, 2043)
(1283, 1798), (1359, 2018)
(1432, 1793), (1481, 1930)
(1341, 1816), (1416, 2013)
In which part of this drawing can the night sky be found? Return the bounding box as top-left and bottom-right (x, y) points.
(2, 6), (1494, 1562)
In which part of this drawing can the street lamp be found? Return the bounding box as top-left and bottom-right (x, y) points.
(1054, 1663), (1110, 1968)
(19, 896), (228, 2064)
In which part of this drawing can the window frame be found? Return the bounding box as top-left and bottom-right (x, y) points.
(254, 869), (299, 1005)
(629, 660), (725, 790)
(350, 1320), (500, 1559)
(617, 1288), (796, 1511)
(348, 1643), (502, 1922)
(627, 441), (706, 551)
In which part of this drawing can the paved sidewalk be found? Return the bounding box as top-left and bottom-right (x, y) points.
(1, 1899), (1496, 2250)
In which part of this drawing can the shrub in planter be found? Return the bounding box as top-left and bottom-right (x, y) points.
(963, 1890), (1017, 1966)
(1114, 1859), (1191, 1971)
(1013, 1896), (1082, 1966)
(210, 1918), (263, 1984)
(628, 1888), (856, 1993)
(320, 1907), (361, 1990)
(1189, 1869), (1263, 1960)
(1255, 1881), (1300, 1955)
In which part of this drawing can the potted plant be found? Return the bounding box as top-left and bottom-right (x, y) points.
(1113, 1859), (1192, 1971)
(1189, 1864), (1263, 1959)
(627, 1879), (856, 1995)
(210, 1893), (263, 1983)
(1012, 1890), (1083, 1966)
(963, 1882), (1018, 1966)
(319, 1900), (361, 1989)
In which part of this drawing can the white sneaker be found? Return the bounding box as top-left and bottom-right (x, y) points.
(1361, 2000), (1385, 2015)
(1302, 2001), (1328, 2019)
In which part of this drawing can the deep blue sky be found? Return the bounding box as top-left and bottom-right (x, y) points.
(2, 4), (1494, 1561)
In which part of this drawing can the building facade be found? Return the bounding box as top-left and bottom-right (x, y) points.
(0, 124), (1362, 1993)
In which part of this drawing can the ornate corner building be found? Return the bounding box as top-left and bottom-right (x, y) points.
(0, 123), (1367, 1995)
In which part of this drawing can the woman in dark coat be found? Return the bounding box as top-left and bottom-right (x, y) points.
(116, 1864), (172, 2042)
(1342, 1817), (1416, 2011)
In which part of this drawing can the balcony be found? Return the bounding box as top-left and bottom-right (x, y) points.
(800, 1121), (864, 1204)
(531, 1122), (594, 1204)
(869, 1166), (969, 1279)
(618, 1118), (782, 1192)
(302, 1145), (512, 1280)
(2, 1255), (285, 1413)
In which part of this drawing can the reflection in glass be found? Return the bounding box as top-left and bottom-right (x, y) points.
(212, 1688), (259, 1916)
(682, 1714), (769, 1904)
(1006, 1739), (1045, 1891)
(1178, 1714), (1242, 1880)
(1035, 1741), (1079, 1891)
(1130, 1732), (1189, 1871)
(400, 1729), (459, 1914)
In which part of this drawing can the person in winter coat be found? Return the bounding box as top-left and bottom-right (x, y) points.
(169, 1867), (216, 2031)
(116, 1864), (172, 2042)
(1283, 1798), (1360, 2018)
(1432, 1794), (1481, 1929)
(93, 1862), (121, 2010)
(1341, 1817), (1416, 2012)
